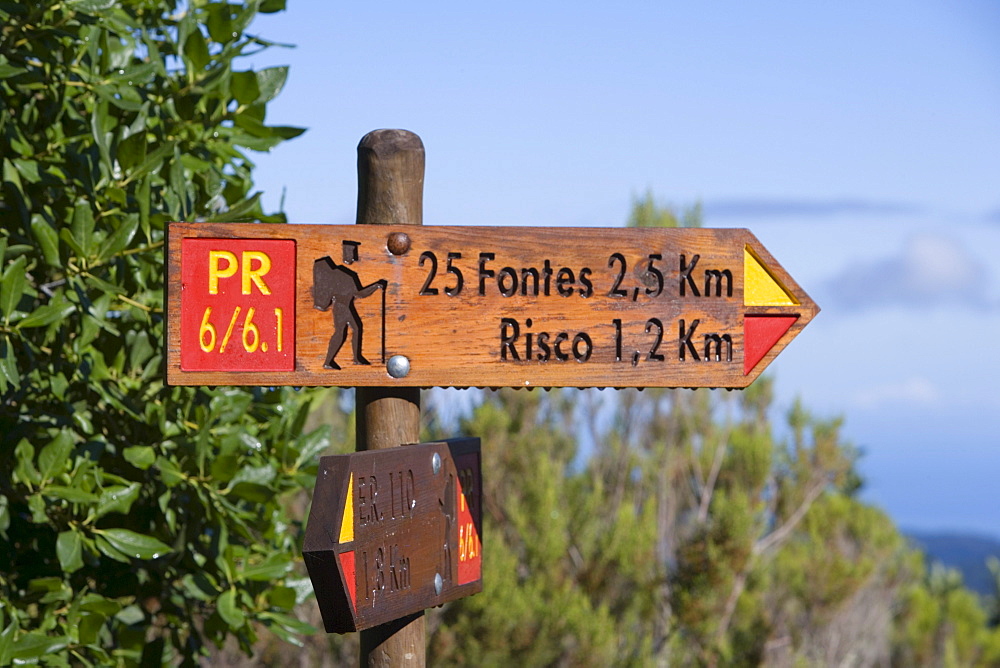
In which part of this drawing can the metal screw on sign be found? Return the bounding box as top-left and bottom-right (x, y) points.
(387, 355), (410, 379)
(387, 232), (411, 255)
(431, 452), (441, 475)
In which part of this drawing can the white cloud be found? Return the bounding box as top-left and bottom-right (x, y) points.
(852, 377), (941, 410)
(904, 235), (979, 294)
(825, 233), (994, 310)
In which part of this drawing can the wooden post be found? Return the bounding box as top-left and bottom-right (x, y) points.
(354, 129), (425, 668)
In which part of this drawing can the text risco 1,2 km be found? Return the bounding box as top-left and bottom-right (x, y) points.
(166, 224), (818, 389)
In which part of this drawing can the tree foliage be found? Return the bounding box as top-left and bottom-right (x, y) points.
(0, 0), (323, 664)
(425, 197), (1000, 667)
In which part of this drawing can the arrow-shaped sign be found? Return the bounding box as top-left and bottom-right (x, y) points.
(303, 438), (482, 633)
(167, 224), (818, 389)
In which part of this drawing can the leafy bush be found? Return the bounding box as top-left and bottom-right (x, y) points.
(0, 0), (322, 664)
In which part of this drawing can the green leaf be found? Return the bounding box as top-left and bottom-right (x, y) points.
(207, 192), (264, 222)
(231, 70), (260, 105)
(228, 463), (276, 502)
(155, 456), (184, 487)
(14, 439), (40, 486)
(68, 0), (116, 12)
(294, 426), (330, 470)
(97, 214), (138, 261)
(57, 530), (84, 573)
(71, 200), (95, 259)
(123, 446), (155, 470)
(184, 28), (210, 72)
(96, 528), (172, 559)
(0, 619), (15, 667)
(30, 215), (61, 267)
(127, 329), (154, 372)
(114, 604), (144, 626)
(72, 408), (95, 434)
(256, 66), (289, 103)
(117, 131), (148, 172)
(217, 588), (245, 628)
(207, 3), (236, 44)
(138, 174), (151, 239)
(38, 432), (73, 482)
(115, 62), (158, 86)
(90, 102), (112, 175)
(126, 140), (174, 184)
(0, 495), (9, 535)
(0, 336), (17, 393)
(210, 453), (239, 482)
(12, 159), (39, 183)
(27, 493), (47, 523)
(16, 301), (75, 328)
(50, 372), (67, 400)
(266, 585), (296, 610)
(95, 483), (140, 519)
(2, 158), (22, 194)
(259, 0), (286, 13)
(78, 612), (106, 645)
(233, 114), (306, 145)
(94, 534), (134, 563)
(1, 255), (27, 322)
(95, 482), (140, 517)
(239, 555), (291, 582)
(262, 620), (303, 647)
(80, 593), (122, 615)
(181, 573), (220, 602)
(59, 227), (85, 257)
(10, 633), (70, 661)
(228, 482), (272, 503)
(229, 132), (286, 152)
(28, 576), (64, 593)
(42, 485), (99, 503)
(258, 610), (315, 635)
(82, 269), (126, 296)
(0, 62), (26, 78)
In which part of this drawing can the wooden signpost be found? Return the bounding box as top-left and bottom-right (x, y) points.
(165, 129), (820, 666)
(166, 225), (817, 389)
(303, 438), (482, 633)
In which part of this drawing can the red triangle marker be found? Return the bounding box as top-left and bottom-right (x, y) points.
(337, 551), (357, 613)
(744, 315), (798, 375)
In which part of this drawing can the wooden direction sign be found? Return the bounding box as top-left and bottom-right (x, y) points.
(166, 223), (818, 389)
(303, 438), (482, 633)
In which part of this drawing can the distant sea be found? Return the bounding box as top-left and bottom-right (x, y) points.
(907, 530), (1000, 597)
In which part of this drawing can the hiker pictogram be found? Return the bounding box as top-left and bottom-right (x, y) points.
(312, 241), (386, 370)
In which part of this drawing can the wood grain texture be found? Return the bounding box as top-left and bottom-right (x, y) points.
(166, 225), (818, 389)
(357, 387), (421, 451)
(353, 129), (426, 667)
(356, 129), (424, 228)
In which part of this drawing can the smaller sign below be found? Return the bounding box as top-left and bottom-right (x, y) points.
(303, 438), (482, 633)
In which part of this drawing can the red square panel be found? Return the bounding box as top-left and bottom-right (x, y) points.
(454, 451), (482, 585)
(180, 238), (295, 371)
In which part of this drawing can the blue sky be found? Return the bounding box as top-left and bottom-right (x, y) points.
(245, 2), (1000, 537)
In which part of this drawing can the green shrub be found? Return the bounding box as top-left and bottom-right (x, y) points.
(0, 1), (321, 664)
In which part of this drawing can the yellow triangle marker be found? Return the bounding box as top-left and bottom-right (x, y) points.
(339, 475), (354, 543)
(744, 246), (797, 306)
